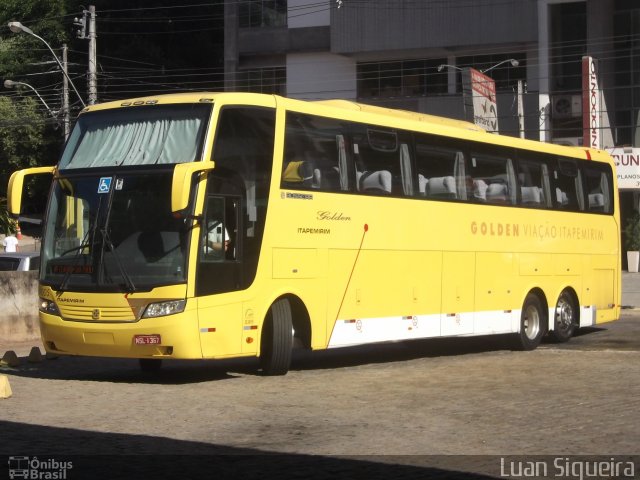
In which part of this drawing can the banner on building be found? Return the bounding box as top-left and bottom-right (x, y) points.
(462, 67), (499, 133)
(608, 147), (640, 190)
(582, 56), (601, 149)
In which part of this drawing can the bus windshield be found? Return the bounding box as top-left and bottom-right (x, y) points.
(59, 103), (211, 170)
(40, 170), (191, 292)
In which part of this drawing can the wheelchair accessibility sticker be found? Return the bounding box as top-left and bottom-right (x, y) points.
(97, 177), (112, 194)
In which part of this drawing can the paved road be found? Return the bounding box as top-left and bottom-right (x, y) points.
(1, 313), (639, 479)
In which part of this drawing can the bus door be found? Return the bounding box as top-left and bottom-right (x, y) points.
(196, 194), (245, 358)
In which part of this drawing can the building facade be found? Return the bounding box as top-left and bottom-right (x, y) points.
(224, 0), (640, 257)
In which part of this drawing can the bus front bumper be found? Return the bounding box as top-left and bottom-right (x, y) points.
(39, 311), (203, 359)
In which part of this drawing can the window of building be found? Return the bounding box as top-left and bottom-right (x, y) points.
(614, 0), (640, 146)
(239, 0), (287, 28)
(236, 67), (286, 94)
(357, 58), (447, 99)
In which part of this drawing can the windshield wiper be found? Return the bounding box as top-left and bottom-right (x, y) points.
(100, 227), (136, 293)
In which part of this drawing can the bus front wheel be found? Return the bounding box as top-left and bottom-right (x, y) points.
(550, 291), (577, 343)
(260, 298), (293, 376)
(515, 294), (547, 351)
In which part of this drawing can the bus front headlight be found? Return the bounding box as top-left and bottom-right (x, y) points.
(39, 299), (60, 316)
(142, 300), (186, 318)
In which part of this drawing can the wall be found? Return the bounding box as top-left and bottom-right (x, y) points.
(330, 0), (538, 54)
(0, 271), (40, 342)
(287, 52), (357, 99)
(288, 0), (330, 28)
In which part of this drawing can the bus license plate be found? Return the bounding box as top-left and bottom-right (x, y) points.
(133, 334), (161, 345)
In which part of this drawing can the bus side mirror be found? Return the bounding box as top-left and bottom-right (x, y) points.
(7, 166), (56, 215)
(171, 161), (216, 213)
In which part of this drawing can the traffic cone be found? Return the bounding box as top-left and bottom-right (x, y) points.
(15, 223), (22, 240)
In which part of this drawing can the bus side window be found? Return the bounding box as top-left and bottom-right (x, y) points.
(414, 138), (463, 200)
(469, 151), (516, 205)
(352, 127), (396, 195)
(517, 158), (551, 208)
(553, 158), (584, 211)
(584, 164), (613, 213)
(283, 112), (346, 192)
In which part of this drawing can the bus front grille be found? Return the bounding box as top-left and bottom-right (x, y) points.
(58, 305), (137, 322)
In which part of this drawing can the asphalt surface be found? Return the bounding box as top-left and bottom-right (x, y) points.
(1, 312), (638, 479)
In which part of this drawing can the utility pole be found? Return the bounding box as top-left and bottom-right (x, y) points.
(62, 44), (70, 140)
(517, 80), (525, 139)
(88, 5), (97, 105)
(75, 6), (97, 104)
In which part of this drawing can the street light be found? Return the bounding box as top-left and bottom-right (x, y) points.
(437, 59), (519, 74)
(437, 64), (463, 72)
(480, 58), (519, 74)
(8, 21), (86, 108)
(4, 79), (56, 116)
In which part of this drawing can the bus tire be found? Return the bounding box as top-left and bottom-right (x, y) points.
(260, 298), (293, 376)
(515, 294), (547, 351)
(550, 291), (577, 343)
(139, 358), (162, 372)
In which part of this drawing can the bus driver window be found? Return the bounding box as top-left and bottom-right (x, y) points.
(203, 196), (231, 260)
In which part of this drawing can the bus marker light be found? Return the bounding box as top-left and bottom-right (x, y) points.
(243, 325), (257, 330)
(133, 334), (161, 345)
(246, 337), (254, 344)
(200, 328), (216, 333)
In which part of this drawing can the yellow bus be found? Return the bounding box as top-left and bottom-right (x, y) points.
(8, 92), (620, 375)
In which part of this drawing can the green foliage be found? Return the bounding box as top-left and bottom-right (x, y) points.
(0, 0), (69, 78)
(0, 96), (46, 197)
(624, 212), (640, 251)
(0, 198), (17, 235)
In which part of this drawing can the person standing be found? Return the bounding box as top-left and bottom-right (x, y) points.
(2, 233), (19, 252)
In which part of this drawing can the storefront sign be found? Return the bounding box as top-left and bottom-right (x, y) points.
(608, 147), (640, 189)
(462, 67), (499, 133)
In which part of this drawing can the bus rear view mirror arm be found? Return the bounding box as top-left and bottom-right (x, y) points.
(171, 161), (215, 213)
(7, 166), (56, 216)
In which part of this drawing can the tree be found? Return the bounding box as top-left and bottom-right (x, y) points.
(0, 95), (47, 187)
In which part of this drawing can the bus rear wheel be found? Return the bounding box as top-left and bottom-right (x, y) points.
(260, 298), (293, 376)
(550, 291), (577, 343)
(515, 294), (547, 351)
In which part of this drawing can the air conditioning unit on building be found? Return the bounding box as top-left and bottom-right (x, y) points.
(552, 95), (582, 118)
(553, 137), (583, 147)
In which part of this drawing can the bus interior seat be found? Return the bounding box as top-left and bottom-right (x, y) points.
(358, 170), (392, 193)
(283, 160), (318, 188)
(118, 231), (181, 265)
(418, 174), (428, 196)
(556, 188), (569, 206)
(521, 186), (542, 204)
(426, 176), (456, 198)
(473, 179), (488, 201)
(319, 165), (340, 190)
(588, 192), (605, 210)
(486, 182), (508, 203)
